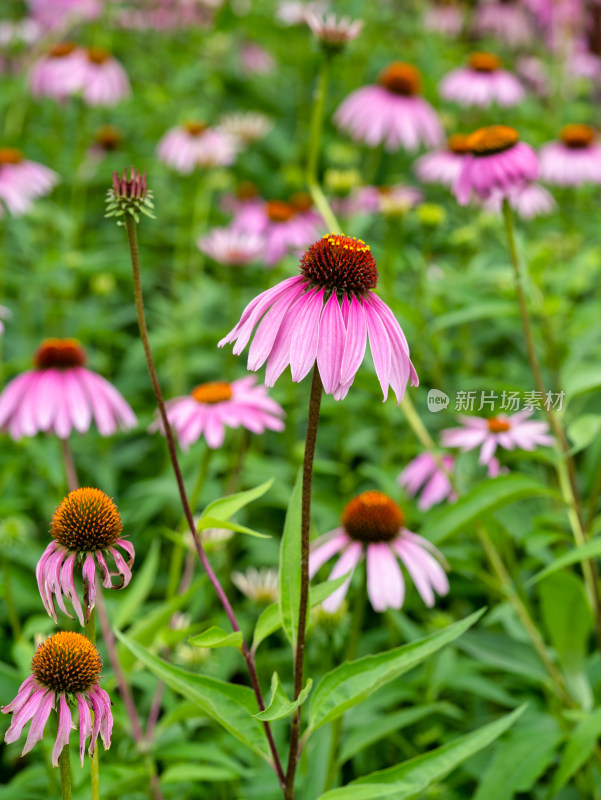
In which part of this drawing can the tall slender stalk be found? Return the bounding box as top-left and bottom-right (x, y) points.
(58, 744), (72, 800)
(122, 215), (285, 789)
(84, 609), (100, 800)
(285, 366), (323, 800)
(60, 439), (79, 493)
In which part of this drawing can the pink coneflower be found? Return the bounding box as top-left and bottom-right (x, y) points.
(309, 491), (449, 612)
(335, 62), (443, 152)
(423, 1), (463, 36)
(442, 410), (554, 465)
(0, 338), (137, 440)
(78, 48), (131, 107)
(2, 631), (112, 766)
(157, 121), (237, 173)
(440, 52), (525, 108)
(516, 56), (549, 97)
(219, 112), (272, 145)
(472, 1), (534, 47)
(305, 11), (363, 52)
(118, 0), (217, 30)
(454, 125), (539, 205)
(219, 234), (418, 402)
(27, 0), (102, 30)
(199, 227), (264, 266)
(0, 148), (58, 216)
(398, 453), (457, 511)
(240, 42), (275, 74)
(539, 124), (601, 186)
(29, 43), (84, 101)
(484, 182), (556, 219)
(335, 184), (422, 217)
(414, 133), (470, 187)
(231, 566), (278, 604)
(153, 376), (285, 450)
(37, 488), (134, 626)
(277, 0), (327, 25)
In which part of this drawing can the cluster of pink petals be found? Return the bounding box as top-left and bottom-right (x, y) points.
(154, 376), (285, 450)
(277, 0), (327, 25)
(118, 0), (218, 30)
(37, 538), (134, 626)
(398, 453), (457, 511)
(440, 66), (525, 108)
(335, 185), (422, 217)
(423, 3), (463, 36)
(219, 275), (418, 402)
(27, 0), (102, 30)
(0, 157), (58, 216)
(0, 365), (137, 440)
(472, 2), (534, 46)
(157, 125), (237, 173)
(442, 410), (554, 465)
(539, 140), (601, 186)
(484, 183), (556, 219)
(239, 42), (275, 75)
(305, 11), (363, 46)
(335, 86), (443, 152)
(30, 47), (131, 106)
(516, 56), (549, 96)
(454, 141), (539, 204)
(415, 148), (468, 187)
(310, 527), (449, 612)
(2, 675), (112, 767)
(199, 227), (264, 266)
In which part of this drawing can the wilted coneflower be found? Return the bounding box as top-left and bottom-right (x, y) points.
(334, 62), (443, 152)
(157, 121), (237, 173)
(414, 133), (470, 187)
(442, 410), (554, 466)
(152, 376), (285, 450)
(232, 566), (279, 604)
(2, 631), (112, 766)
(539, 124), (601, 186)
(309, 491), (449, 612)
(219, 233), (418, 402)
(29, 42), (83, 100)
(0, 338), (136, 440)
(472, 1), (534, 47)
(398, 453), (457, 511)
(198, 227), (264, 267)
(219, 112), (273, 145)
(440, 52), (525, 108)
(453, 125), (538, 205)
(37, 488), (134, 626)
(0, 148), (58, 216)
(484, 182), (556, 219)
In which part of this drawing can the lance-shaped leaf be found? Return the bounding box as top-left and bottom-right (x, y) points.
(278, 470), (303, 646)
(201, 479), (274, 523)
(188, 626), (243, 650)
(254, 673), (313, 722)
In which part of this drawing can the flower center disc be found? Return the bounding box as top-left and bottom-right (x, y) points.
(447, 133), (470, 154)
(34, 338), (87, 369)
(51, 487), (123, 551)
(300, 234), (378, 293)
(32, 631), (102, 694)
(467, 125), (520, 156)
(342, 491), (404, 543)
(191, 381), (233, 404)
(87, 47), (111, 64)
(49, 42), (76, 58)
(468, 52), (502, 73)
(266, 200), (297, 223)
(487, 416), (511, 433)
(378, 62), (422, 96)
(95, 125), (122, 151)
(184, 121), (208, 137)
(560, 123), (596, 149)
(0, 148), (23, 165)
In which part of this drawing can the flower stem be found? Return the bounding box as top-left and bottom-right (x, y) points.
(306, 56), (340, 234)
(84, 608), (100, 799)
(122, 215), (285, 790)
(60, 438), (79, 493)
(58, 744), (72, 800)
(285, 366), (323, 800)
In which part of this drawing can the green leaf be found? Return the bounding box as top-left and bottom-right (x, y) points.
(318, 706), (526, 800)
(563, 364), (601, 401)
(420, 475), (557, 544)
(252, 574), (351, 652)
(196, 516), (270, 539)
(114, 538), (160, 629)
(115, 631), (270, 761)
(549, 708), (601, 795)
(529, 537), (601, 584)
(538, 572), (592, 672)
(457, 631), (549, 684)
(201, 479), (273, 523)
(254, 673), (312, 721)
(161, 764), (241, 784)
(188, 626), (243, 650)
(278, 470), (303, 647)
(308, 609), (485, 733)
(567, 414), (601, 454)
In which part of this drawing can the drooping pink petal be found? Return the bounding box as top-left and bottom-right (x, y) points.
(340, 295), (367, 386)
(77, 693), (92, 766)
(309, 529), (350, 578)
(317, 292), (346, 394)
(52, 694), (73, 767)
(322, 541), (364, 613)
(82, 553), (96, 614)
(363, 299), (392, 399)
(366, 542), (405, 611)
(22, 689), (54, 756)
(60, 552), (85, 626)
(289, 287), (325, 383)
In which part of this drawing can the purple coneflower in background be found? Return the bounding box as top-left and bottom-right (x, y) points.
(37, 488), (135, 626)
(0, 148), (58, 216)
(335, 62), (444, 152)
(199, 227), (264, 266)
(398, 453), (457, 511)
(239, 42), (275, 75)
(305, 10), (363, 51)
(27, 0), (101, 30)
(219, 233), (418, 402)
(77, 47), (131, 107)
(423, 1), (463, 36)
(414, 133), (470, 187)
(335, 184), (422, 217)
(539, 124), (601, 186)
(29, 43), (84, 101)
(440, 52), (525, 108)
(157, 121), (237, 173)
(309, 491), (449, 612)
(152, 376), (285, 450)
(472, 1), (534, 47)
(2, 631), (112, 766)
(0, 338), (136, 439)
(219, 112), (273, 146)
(485, 182), (556, 219)
(453, 125), (538, 205)
(277, 0), (327, 25)
(442, 410), (554, 465)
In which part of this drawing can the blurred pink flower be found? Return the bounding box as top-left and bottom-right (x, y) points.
(0, 148), (58, 216)
(219, 112), (272, 145)
(0, 338), (136, 439)
(454, 125), (538, 205)
(306, 11), (363, 50)
(516, 56), (549, 96)
(29, 43), (83, 101)
(199, 227), (264, 266)
(485, 182), (556, 219)
(414, 134), (470, 187)
(27, 0), (102, 30)
(398, 453), (457, 511)
(157, 121), (237, 172)
(335, 62), (443, 152)
(472, 1), (534, 46)
(153, 376), (285, 449)
(78, 48), (131, 106)
(309, 491), (449, 612)
(240, 42), (275, 74)
(539, 124), (601, 186)
(442, 410), (554, 465)
(440, 52), (525, 108)
(2, 632), (112, 766)
(336, 184), (422, 217)
(118, 0), (218, 29)
(423, 2), (463, 36)
(219, 234), (418, 402)
(277, 0), (327, 25)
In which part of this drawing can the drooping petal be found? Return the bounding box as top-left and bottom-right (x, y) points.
(77, 693), (92, 767)
(1, 675), (36, 715)
(322, 541), (364, 613)
(52, 694), (73, 767)
(61, 552), (85, 626)
(82, 553), (96, 615)
(363, 299), (391, 400)
(289, 288), (325, 383)
(316, 292), (346, 394)
(339, 295), (367, 386)
(22, 690), (54, 756)
(309, 529), (350, 578)
(366, 542), (405, 612)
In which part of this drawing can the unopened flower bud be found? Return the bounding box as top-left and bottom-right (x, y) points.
(105, 166), (155, 224)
